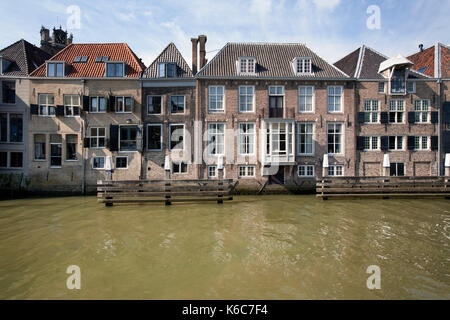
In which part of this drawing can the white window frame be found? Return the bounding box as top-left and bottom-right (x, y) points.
(238, 57), (256, 75)
(147, 123), (163, 151)
(172, 162), (188, 174)
(389, 100), (405, 124)
(46, 61), (65, 77)
(65, 134), (78, 161)
(414, 99), (430, 123)
(388, 136), (404, 151)
(115, 156), (128, 169)
(115, 96), (133, 113)
(147, 95), (163, 115)
(378, 82), (386, 94)
(407, 81), (416, 94)
(49, 135), (62, 168)
(238, 86), (255, 113)
(90, 96), (107, 113)
(363, 99), (380, 123)
(327, 122), (344, 155)
(208, 86), (225, 113)
(297, 165), (315, 177)
(208, 165), (218, 178)
(390, 162), (405, 176)
(207, 122), (225, 156)
(64, 94), (80, 117)
(327, 86), (343, 113)
(33, 134), (46, 161)
(105, 62), (125, 77)
(169, 123), (185, 151)
(170, 95), (186, 114)
(238, 165), (255, 178)
(295, 58), (312, 75)
(297, 122), (315, 156)
(414, 136), (430, 151)
(238, 122), (255, 156)
(92, 156), (105, 170)
(298, 86), (315, 113)
(363, 136), (380, 151)
(38, 93), (55, 117)
(89, 127), (106, 149)
(328, 165), (344, 177)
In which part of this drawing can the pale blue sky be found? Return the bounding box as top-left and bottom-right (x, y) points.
(0, 0), (448, 67)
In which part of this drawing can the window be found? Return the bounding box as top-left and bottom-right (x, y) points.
(265, 122), (295, 160)
(64, 95), (80, 117)
(391, 70), (405, 94)
(269, 86), (284, 118)
(115, 156), (128, 169)
(298, 165), (314, 177)
(34, 134), (46, 160)
(66, 134), (77, 161)
(388, 136), (404, 151)
(414, 100), (430, 123)
(102, 56), (109, 62)
(390, 162), (405, 176)
(147, 96), (162, 115)
(327, 86), (343, 112)
(170, 96), (185, 114)
(364, 100), (379, 123)
(208, 166), (218, 178)
(298, 86), (314, 113)
(158, 63), (176, 78)
(116, 97), (133, 113)
(238, 165), (255, 178)
(47, 62), (64, 77)
(208, 86), (225, 113)
(207, 123), (225, 155)
(10, 152), (22, 168)
(120, 126), (137, 151)
(2, 81), (15, 104)
(93, 156), (105, 169)
(297, 123), (314, 155)
(74, 56), (88, 63)
(90, 97), (107, 113)
(414, 136), (429, 150)
(95, 56), (102, 63)
(238, 123), (255, 155)
(239, 58), (256, 74)
(239, 86), (254, 112)
(172, 162), (187, 174)
(0, 113), (6, 142)
(106, 62), (124, 77)
(328, 165), (344, 177)
(363, 136), (379, 151)
(0, 152), (6, 167)
(296, 58), (312, 74)
(327, 123), (343, 154)
(147, 124), (162, 151)
(407, 81), (416, 93)
(169, 124), (184, 150)
(89, 128), (106, 148)
(378, 82), (385, 93)
(8, 114), (23, 142)
(38, 94), (55, 116)
(50, 134), (62, 167)
(389, 100), (404, 123)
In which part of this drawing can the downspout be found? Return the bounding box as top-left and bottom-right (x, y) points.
(81, 79), (86, 194)
(437, 79), (441, 176)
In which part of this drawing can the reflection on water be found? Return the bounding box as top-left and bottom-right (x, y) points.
(0, 195), (449, 299)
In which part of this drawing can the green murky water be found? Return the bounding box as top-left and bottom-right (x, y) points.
(0, 195), (449, 299)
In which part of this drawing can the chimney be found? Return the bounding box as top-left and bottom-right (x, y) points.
(198, 35), (207, 69)
(191, 37), (198, 75)
(419, 44), (424, 52)
(40, 26), (50, 43)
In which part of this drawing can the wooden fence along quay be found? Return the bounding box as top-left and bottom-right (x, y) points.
(317, 176), (450, 200)
(98, 179), (238, 206)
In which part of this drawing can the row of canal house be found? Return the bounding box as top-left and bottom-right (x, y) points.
(1, 32), (450, 193)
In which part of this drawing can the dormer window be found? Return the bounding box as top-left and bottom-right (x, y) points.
(0, 57), (11, 75)
(158, 63), (176, 78)
(239, 58), (256, 74)
(47, 62), (64, 77)
(295, 58), (312, 75)
(106, 62), (124, 77)
(390, 70), (406, 94)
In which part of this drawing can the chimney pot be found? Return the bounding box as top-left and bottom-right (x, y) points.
(419, 44), (424, 52)
(191, 37), (198, 75)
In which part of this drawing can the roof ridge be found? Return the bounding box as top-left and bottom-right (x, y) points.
(196, 42), (229, 75)
(228, 42), (307, 46)
(123, 43), (146, 72)
(363, 45), (389, 60)
(305, 44), (350, 78)
(20, 39), (30, 75)
(0, 38), (24, 54)
(354, 45), (364, 78)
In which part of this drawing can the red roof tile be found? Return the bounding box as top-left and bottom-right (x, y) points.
(30, 43), (145, 78)
(441, 45), (450, 78)
(408, 46), (435, 77)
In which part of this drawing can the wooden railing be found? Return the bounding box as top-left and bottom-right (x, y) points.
(317, 176), (450, 200)
(97, 179), (238, 206)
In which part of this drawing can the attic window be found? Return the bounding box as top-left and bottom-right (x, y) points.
(158, 63), (176, 78)
(81, 56), (88, 62)
(106, 62), (124, 77)
(47, 62), (64, 77)
(74, 56), (88, 63)
(239, 58), (256, 74)
(0, 57), (12, 75)
(296, 58), (312, 75)
(95, 56), (102, 62)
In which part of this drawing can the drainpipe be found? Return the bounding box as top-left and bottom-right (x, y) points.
(437, 79), (441, 176)
(81, 79), (86, 195)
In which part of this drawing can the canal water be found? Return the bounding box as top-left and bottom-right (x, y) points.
(0, 195), (448, 299)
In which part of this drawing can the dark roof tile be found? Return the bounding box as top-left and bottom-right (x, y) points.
(143, 42), (192, 78)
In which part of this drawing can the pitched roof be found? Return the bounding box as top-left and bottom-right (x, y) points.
(407, 43), (450, 78)
(142, 42), (193, 78)
(0, 39), (50, 76)
(334, 45), (388, 79)
(30, 43), (146, 78)
(197, 42), (348, 78)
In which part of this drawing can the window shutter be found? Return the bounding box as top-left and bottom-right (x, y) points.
(136, 125), (143, 152)
(444, 132), (450, 153)
(82, 95), (90, 112)
(30, 104), (39, 115)
(357, 112), (365, 124)
(407, 136), (415, 150)
(408, 111), (416, 124)
(356, 136), (365, 150)
(108, 96), (115, 112)
(380, 112), (389, 124)
(56, 105), (65, 116)
(73, 107), (80, 116)
(431, 136), (438, 151)
(83, 137), (90, 148)
(430, 111), (439, 124)
(443, 102), (450, 123)
(381, 136), (389, 151)
(109, 124), (119, 151)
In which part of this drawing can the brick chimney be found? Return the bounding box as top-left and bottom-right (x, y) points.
(191, 37), (198, 75)
(198, 35), (207, 69)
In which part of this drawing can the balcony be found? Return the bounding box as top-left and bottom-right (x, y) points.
(261, 120), (296, 165)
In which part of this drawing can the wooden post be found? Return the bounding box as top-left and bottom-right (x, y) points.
(218, 168), (224, 204)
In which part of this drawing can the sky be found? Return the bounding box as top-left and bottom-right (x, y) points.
(0, 0), (449, 68)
